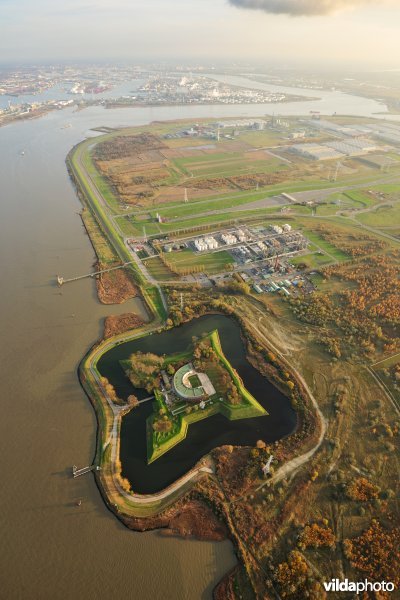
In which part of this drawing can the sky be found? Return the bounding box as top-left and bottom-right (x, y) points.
(0, 0), (399, 68)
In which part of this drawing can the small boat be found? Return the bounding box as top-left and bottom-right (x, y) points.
(20, 150), (25, 156)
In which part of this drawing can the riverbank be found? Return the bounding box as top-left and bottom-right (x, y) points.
(104, 94), (319, 109)
(67, 140), (167, 320)
(104, 313), (145, 337)
(71, 120), (323, 597)
(122, 497), (228, 541)
(0, 105), (56, 128)
(79, 189), (142, 305)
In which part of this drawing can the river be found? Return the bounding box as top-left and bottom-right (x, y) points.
(0, 88), (394, 600)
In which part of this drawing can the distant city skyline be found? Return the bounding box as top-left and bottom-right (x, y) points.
(0, 0), (399, 68)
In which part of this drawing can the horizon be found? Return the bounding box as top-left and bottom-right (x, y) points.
(0, 0), (399, 69)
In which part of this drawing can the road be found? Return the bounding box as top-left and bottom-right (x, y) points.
(233, 300), (327, 495)
(73, 143), (168, 313)
(111, 170), (400, 234)
(87, 327), (215, 505)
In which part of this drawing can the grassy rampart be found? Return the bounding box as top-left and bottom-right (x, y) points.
(144, 329), (267, 463)
(209, 330), (268, 419)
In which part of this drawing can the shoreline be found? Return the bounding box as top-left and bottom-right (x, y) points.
(104, 94), (319, 109)
(68, 124), (324, 596)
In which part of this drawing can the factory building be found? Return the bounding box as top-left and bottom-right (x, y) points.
(307, 119), (372, 137)
(204, 236), (219, 250)
(290, 143), (344, 161)
(194, 238), (208, 252)
(236, 229), (247, 242)
(289, 130), (306, 140)
(221, 233), (237, 245)
(325, 139), (376, 156)
(194, 236), (218, 251)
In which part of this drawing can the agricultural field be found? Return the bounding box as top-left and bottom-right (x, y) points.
(85, 120), (400, 222)
(160, 248), (234, 276)
(143, 256), (178, 282)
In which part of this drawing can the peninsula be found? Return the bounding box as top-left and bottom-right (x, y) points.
(67, 114), (400, 599)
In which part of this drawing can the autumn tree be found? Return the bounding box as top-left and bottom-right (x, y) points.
(298, 523), (336, 549)
(346, 478), (380, 502)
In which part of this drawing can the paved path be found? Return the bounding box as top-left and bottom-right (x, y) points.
(74, 143), (168, 313)
(87, 327), (215, 505)
(233, 301), (327, 496)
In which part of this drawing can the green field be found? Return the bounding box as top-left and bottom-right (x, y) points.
(368, 183), (400, 194)
(343, 189), (377, 207)
(356, 203), (400, 227)
(168, 145), (290, 183)
(115, 217), (160, 237)
(164, 248), (234, 275)
(302, 230), (349, 261)
(81, 145), (121, 214)
(144, 257), (178, 281)
(291, 252), (333, 269)
(238, 130), (285, 147)
(320, 190), (378, 214)
(122, 209), (267, 237)
(142, 286), (167, 321)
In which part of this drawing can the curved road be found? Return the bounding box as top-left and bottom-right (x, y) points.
(87, 328), (214, 505)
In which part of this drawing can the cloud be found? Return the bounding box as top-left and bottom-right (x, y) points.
(228, 0), (373, 16)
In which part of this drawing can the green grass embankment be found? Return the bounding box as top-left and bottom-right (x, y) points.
(209, 330), (268, 419)
(68, 140), (167, 323)
(147, 394), (221, 464)
(68, 143), (136, 269)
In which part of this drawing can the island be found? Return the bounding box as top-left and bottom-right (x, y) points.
(122, 329), (267, 464)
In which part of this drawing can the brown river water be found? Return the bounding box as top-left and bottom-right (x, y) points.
(0, 110), (238, 600)
(0, 88), (391, 599)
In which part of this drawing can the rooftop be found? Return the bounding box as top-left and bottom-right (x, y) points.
(173, 363), (216, 401)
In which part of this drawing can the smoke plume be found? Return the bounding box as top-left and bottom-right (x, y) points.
(228, 0), (373, 16)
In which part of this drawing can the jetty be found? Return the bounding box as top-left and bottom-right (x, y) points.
(72, 465), (100, 478)
(57, 261), (136, 286)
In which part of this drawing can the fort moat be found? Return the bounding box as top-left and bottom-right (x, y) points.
(97, 314), (297, 493)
